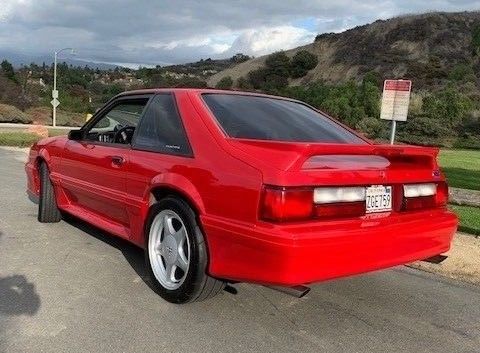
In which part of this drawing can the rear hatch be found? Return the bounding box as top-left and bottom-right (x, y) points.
(227, 139), (440, 184)
(227, 139), (446, 222)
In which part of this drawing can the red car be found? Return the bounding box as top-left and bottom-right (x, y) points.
(25, 88), (457, 303)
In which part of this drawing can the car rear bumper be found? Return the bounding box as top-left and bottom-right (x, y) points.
(201, 209), (457, 286)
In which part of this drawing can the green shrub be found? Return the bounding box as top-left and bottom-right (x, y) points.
(215, 76), (233, 89)
(453, 137), (480, 149)
(236, 77), (253, 90)
(448, 64), (475, 81)
(472, 24), (480, 55)
(264, 51), (291, 77)
(248, 68), (269, 89)
(356, 116), (388, 139)
(290, 50), (318, 78)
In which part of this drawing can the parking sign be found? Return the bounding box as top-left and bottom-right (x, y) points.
(380, 80), (412, 122)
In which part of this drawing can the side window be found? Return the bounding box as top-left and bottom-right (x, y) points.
(133, 94), (192, 156)
(85, 99), (149, 144)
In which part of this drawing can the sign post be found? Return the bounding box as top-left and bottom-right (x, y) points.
(389, 120), (397, 145)
(380, 79), (412, 144)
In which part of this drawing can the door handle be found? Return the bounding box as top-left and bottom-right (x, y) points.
(111, 156), (124, 166)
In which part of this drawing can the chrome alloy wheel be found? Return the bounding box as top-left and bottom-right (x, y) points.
(148, 210), (191, 290)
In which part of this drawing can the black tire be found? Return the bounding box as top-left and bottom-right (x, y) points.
(38, 162), (62, 223)
(144, 197), (225, 303)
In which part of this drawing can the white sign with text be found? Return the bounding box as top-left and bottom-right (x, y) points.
(380, 80), (412, 122)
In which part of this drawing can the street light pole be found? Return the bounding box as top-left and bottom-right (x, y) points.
(52, 48), (74, 127)
(53, 51), (58, 127)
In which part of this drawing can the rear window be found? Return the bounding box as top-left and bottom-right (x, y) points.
(202, 94), (366, 144)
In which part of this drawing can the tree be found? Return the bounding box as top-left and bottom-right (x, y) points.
(265, 51), (291, 77)
(236, 76), (252, 90)
(248, 68), (268, 89)
(422, 87), (473, 128)
(360, 79), (380, 118)
(174, 76), (208, 88)
(231, 53), (250, 63)
(215, 76), (233, 89)
(1, 60), (16, 82)
(290, 51), (318, 78)
(472, 24), (480, 55)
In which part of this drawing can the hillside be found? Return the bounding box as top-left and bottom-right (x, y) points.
(158, 53), (250, 78)
(1, 12), (479, 148)
(209, 11), (480, 88)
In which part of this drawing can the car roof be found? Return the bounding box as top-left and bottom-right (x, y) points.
(116, 87), (293, 100)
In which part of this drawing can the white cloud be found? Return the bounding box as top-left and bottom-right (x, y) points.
(0, 0), (479, 65)
(228, 26), (316, 56)
(0, 0), (31, 22)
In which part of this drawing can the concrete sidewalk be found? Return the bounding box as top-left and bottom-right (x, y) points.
(0, 123), (73, 130)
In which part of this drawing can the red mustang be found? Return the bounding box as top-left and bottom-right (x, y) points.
(25, 89), (457, 303)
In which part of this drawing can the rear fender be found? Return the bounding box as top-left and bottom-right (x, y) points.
(37, 148), (52, 168)
(146, 173), (205, 215)
(130, 173), (206, 247)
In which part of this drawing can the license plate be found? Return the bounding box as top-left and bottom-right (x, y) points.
(365, 185), (392, 213)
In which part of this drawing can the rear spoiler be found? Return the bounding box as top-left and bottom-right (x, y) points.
(290, 144), (439, 171)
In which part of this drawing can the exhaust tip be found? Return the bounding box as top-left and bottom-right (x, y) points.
(265, 285), (311, 298)
(223, 284), (238, 295)
(422, 254), (448, 264)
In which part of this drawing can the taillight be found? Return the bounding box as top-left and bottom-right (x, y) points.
(435, 181), (449, 207)
(260, 186), (367, 222)
(402, 182), (448, 211)
(261, 187), (313, 222)
(314, 201), (365, 219)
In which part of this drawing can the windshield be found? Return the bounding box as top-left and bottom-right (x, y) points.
(202, 94), (366, 144)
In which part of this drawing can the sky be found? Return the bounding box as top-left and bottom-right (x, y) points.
(1, 0), (479, 68)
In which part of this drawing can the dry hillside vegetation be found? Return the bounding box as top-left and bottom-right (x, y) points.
(209, 12), (480, 88)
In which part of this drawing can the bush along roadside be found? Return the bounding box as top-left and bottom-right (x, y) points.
(0, 132), (42, 147)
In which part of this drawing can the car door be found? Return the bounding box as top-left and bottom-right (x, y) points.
(58, 95), (151, 231)
(123, 93), (194, 237)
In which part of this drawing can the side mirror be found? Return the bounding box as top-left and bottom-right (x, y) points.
(68, 129), (83, 141)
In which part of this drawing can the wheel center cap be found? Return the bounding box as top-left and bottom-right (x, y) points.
(163, 235), (178, 264)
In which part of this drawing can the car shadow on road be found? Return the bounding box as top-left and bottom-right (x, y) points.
(63, 215), (148, 281)
(0, 230), (41, 317)
(0, 275), (41, 316)
(0, 229), (41, 353)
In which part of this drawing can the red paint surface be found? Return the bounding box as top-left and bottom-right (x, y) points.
(25, 89), (457, 286)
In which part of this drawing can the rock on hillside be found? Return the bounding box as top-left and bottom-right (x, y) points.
(209, 11), (480, 88)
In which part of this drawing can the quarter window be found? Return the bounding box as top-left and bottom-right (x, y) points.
(133, 94), (192, 156)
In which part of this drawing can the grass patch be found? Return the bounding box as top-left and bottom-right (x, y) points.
(0, 132), (42, 147)
(0, 128), (69, 147)
(47, 129), (69, 137)
(450, 205), (480, 236)
(439, 149), (480, 191)
(441, 167), (480, 191)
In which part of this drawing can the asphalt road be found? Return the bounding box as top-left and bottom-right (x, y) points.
(1, 147), (479, 353)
